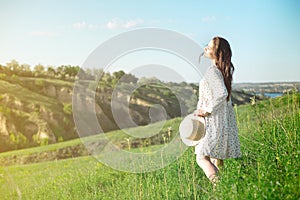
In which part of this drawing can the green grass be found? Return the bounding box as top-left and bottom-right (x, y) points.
(0, 80), (60, 110)
(0, 118), (181, 166)
(19, 77), (74, 87)
(0, 92), (299, 199)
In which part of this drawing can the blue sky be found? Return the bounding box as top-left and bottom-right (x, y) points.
(0, 0), (299, 83)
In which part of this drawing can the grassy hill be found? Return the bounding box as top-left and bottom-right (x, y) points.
(0, 71), (261, 153)
(0, 76), (77, 152)
(0, 73), (188, 152)
(0, 117), (181, 166)
(0, 92), (299, 199)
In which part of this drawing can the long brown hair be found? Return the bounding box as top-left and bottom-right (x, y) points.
(212, 37), (234, 101)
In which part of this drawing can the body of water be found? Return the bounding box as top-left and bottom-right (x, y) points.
(264, 93), (283, 98)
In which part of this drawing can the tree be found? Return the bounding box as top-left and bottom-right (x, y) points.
(62, 65), (80, 78)
(20, 64), (32, 76)
(93, 68), (104, 80)
(138, 77), (162, 85)
(101, 72), (112, 83)
(113, 70), (125, 80)
(47, 66), (56, 77)
(34, 64), (45, 76)
(56, 65), (66, 78)
(6, 59), (19, 72)
(122, 73), (138, 84)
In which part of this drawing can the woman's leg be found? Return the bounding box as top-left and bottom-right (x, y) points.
(210, 158), (224, 171)
(196, 155), (218, 179)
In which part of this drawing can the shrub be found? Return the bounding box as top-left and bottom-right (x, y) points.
(63, 103), (72, 115)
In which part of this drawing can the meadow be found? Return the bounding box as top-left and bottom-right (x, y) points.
(0, 91), (299, 199)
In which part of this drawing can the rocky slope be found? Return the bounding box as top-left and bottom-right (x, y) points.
(0, 78), (77, 152)
(0, 76), (263, 153)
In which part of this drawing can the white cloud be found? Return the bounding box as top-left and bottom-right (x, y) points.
(201, 16), (216, 22)
(73, 22), (98, 29)
(123, 19), (144, 28)
(106, 18), (144, 30)
(29, 31), (60, 37)
(106, 19), (119, 29)
(73, 21), (86, 29)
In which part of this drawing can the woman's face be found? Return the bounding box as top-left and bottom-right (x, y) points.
(204, 40), (215, 59)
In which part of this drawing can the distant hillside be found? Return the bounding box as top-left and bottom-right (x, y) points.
(0, 63), (265, 153)
(0, 64), (195, 152)
(0, 77), (77, 152)
(233, 82), (300, 95)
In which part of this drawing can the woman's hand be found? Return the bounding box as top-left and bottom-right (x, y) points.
(194, 109), (211, 117)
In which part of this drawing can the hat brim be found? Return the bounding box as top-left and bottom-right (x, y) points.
(179, 113), (206, 146)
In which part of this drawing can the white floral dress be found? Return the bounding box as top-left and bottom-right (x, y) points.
(195, 65), (241, 159)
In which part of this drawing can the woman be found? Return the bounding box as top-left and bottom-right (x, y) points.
(195, 36), (241, 185)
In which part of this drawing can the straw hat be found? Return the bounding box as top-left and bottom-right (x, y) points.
(179, 113), (206, 146)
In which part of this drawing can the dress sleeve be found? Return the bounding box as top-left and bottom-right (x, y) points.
(202, 66), (228, 113)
